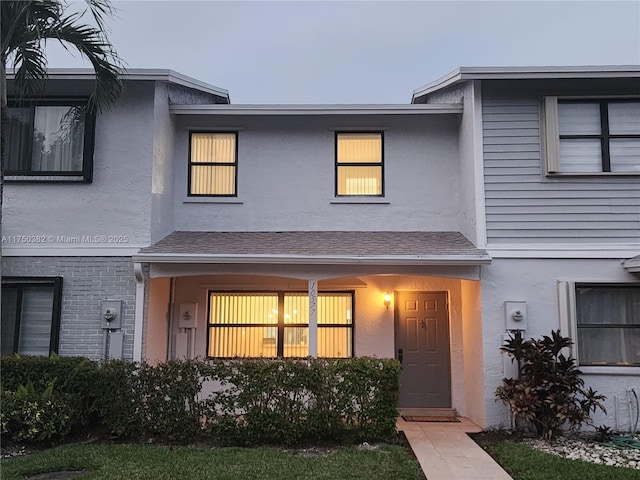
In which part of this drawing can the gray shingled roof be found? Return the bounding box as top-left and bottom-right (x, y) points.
(138, 231), (490, 264)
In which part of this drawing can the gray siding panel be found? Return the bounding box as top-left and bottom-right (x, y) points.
(482, 96), (640, 244)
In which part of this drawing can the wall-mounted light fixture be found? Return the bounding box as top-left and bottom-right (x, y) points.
(383, 292), (392, 308)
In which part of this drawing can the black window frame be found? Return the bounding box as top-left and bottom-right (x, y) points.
(206, 290), (355, 359)
(558, 98), (640, 173)
(188, 131), (239, 197)
(1, 277), (64, 356)
(335, 131), (384, 197)
(575, 282), (640, 366)
(4, 98), (96, 182)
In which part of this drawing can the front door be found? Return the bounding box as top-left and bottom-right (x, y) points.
(395, 291), (451, 408)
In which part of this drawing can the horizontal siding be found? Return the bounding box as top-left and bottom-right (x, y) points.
(482, 96), (640, 245)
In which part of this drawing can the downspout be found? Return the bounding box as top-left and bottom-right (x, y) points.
(133, 262), (145, 362)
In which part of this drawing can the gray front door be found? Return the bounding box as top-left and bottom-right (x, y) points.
(395, 291), (451, 408)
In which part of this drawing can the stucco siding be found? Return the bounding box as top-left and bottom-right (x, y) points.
(481, 258), (639, 430)
(1, 257), (136, 361)
(173, 115), (465, 233)
(482, 90), (640, 245)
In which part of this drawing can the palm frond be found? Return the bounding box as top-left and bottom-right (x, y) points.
(2, 0), (124, 112)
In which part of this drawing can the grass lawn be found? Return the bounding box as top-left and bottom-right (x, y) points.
(472, 433), (640, 480)
(0, 443), (426, 480)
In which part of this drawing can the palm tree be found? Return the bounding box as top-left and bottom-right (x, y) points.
(0, 0), (124, 259)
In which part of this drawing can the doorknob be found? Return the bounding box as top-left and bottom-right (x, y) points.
(420, 319), (426, 329)
(397, 348), (403, 364)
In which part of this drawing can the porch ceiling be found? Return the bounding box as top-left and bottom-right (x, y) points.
(135, 231), (491, 266)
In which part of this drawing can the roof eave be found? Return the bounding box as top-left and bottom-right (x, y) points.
(623, 255), (640, 273)
(6, 68), (230, 102)
(133, 253), (492, 266)
(412, 65), (640, 103)
(169, 104), (463, 115)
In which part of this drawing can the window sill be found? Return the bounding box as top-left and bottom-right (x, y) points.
(579, 366), (640, 375)
(330, 197), (390, 205)
(183, 197), (244, 204)
(5, 175), (89, 183)
(546, 172), (640, 178)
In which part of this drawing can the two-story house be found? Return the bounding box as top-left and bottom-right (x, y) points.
(2, 66), (638, 430)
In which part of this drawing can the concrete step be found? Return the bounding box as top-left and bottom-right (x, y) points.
(399, 407), (458, 417)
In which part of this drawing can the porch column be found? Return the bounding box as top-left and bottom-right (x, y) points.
(133, 262), (145, 362)
(308, 279), (318, 357)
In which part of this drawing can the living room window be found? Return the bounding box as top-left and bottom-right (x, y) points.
(189, 132), (238, 196)
(335, 132), (383, 196)
(5, 101), (95, 182)
(1, 278), (63, 356)
(207, 292), (353, 358)
(543, 97), (640, 174)
(575, 283), (640, 366)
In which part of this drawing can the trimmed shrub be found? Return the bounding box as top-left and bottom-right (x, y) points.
(496, 330), (606, 440)
(93, 360), (205, 441)
(1, 354), (100, 436)
(1, 356), (401, 446)
(203, 357), (401, 446)
(1, 381), (73, 443)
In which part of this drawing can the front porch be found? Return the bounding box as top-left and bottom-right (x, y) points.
(134, 231), (491, 427)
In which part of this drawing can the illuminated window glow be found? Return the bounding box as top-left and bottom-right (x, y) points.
(336, 133), (383, 195)
(189, 132), (237, 195)
(207, 292), (353, 358)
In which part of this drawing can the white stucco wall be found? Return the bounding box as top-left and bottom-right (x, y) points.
(481, 258), (640, 430)
(151, 83), (177, 243)
(172, 115), (465, 233)
(3, 82), (157, 250)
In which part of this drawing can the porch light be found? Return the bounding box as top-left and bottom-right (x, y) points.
(383, 292), (392, 308)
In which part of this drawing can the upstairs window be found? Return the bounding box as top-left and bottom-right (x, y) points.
(336, 132), (383, 196)
(189, 132), (237, 196)
(544, 97), (640, 174)
(5, 101), (95, 182)
(1, 278), (63, 356)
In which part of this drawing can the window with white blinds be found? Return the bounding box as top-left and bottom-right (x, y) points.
(544, 97), (640, 174)
(336, 132), (383, 195)
(207, 292), (353, 358)
(1, 278), (62, 356)
(189, 132), (237, 196)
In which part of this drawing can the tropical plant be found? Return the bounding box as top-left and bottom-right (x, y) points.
(1, 0), (124, 260)
(496, 330), (606, 440)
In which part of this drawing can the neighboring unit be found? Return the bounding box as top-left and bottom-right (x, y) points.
(2, 65), (638, 430)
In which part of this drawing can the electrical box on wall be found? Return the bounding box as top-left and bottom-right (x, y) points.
(101, 300), (122, 329)
(504, 301), (527, 331)
(179, 303), (197, 329)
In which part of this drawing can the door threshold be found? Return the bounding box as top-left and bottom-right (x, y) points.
(399, 408), (457, 417)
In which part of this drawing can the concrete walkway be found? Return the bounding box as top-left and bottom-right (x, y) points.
(398, 417), (513, 480)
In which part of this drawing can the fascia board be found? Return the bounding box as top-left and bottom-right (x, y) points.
(412, 65), (640, 102)
(169, 104), (463, 115)
(133, 253), (492, 266)
(623, 256), (640, 273)
(7, 68), (230, 101)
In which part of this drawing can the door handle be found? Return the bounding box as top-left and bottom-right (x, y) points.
(397, 348), (403, 364)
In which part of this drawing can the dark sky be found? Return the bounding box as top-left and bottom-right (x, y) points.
(45, 1), (640, 103)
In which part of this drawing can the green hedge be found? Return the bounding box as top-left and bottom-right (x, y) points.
(1, 356), (400, 446)
(204, 357), (401, 446)
(1, 355), (100, 443)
